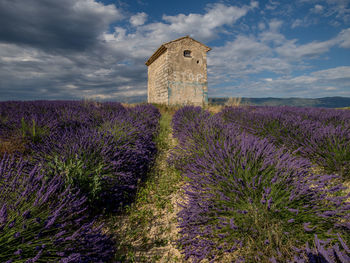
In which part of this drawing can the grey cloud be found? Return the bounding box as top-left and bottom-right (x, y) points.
(0, 41), (148, 101)
(275, 27), (350, 61)
(0, 0), (122, 51)
(0, 0), (148, 102)
(275, 39), (336, 60)
(210, 66), (350, 98)
(207, 34), (291, 86)
(206, 18), (349, 98)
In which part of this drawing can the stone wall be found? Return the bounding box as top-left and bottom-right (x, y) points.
(166, 38), (208, 106)
(147, 51), (168, 104)
(147, 37), (209, 106)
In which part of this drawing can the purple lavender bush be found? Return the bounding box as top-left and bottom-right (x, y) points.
(0, 100), (126, 147)
(0, 155), (115, 262)
(271, 106), (350, 128)
(27, 103), (160, 213)
(295, 123), (350, 179)
(0, 101), (102, 158)
(171, 105), (211, 145)
(171, 109), (350, 262)
(220, 106), (350, 180)
(0, 101), (160, 260)
(0, 101), (160, 212)
(288, 234), (350, 263)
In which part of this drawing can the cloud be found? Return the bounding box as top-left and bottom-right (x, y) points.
(207, 16), (349, 98)
(258, 22), (266, 30)
(274, 26), (350, 61)
(209, 35), (271, 73)
(0, 0), (122, 51)
(161, 3), (254, 41)
(299, 0), (350, 23)
(102, 2), (256, 58)
(268, 19), (283, 32)
(259, 20), (287, 46)
(311, 4), (324, 13)
(275, 39), (336, 60)
(265, 0), (280, 11)
(337, 28), (350, 48)
(311, 66), (350, 80)
(291, 18), (313, 28)
(211, 66), (350, 98)
(0, 43), (148, 102)
(130, 12), (148, 26)
(207, 34), (292, 88)
(324, 0), (350, 22)
(260, 22), (350, 62)
(265, 66), (350, 97)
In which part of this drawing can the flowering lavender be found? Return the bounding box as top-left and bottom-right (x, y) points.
(220, 106), (350, 179)
(172, 105), (211, 144)
(0, 100), (127, 148)
(290, 234), (350, 263)
(0, 101), (161, 261)
(0, 155), (115, 262)
(27, 104), (160, 212)
(0, 101), (160, 213)
(171, 108), (350, 262)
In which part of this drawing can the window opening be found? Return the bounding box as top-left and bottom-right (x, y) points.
(184, 50), (191, 57)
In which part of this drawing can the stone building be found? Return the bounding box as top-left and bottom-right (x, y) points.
(145, 36), (211, 106)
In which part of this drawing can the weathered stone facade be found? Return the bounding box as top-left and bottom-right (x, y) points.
(146, 36), (211, 106)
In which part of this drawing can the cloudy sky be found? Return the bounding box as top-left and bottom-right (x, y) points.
(0, 0), (349, 101)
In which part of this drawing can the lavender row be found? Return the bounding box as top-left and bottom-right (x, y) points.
(0, 100), (127, 143)
(30, 104), (160, 212)
(0, 101), (160, 212)
(222, 106), (350, 127)
(274, 106), (350, 127)
(219, 106), (350, 179)
(0, 101), (161, 261)
(171, 106), (350, 262)
(0, 155), (115, 262)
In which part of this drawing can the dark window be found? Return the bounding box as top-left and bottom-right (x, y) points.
(184, 50), (191, 57)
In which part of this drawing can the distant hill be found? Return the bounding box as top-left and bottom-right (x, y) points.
(209, 97), (350, 108)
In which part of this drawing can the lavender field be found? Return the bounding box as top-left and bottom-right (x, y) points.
(0, 101), (160, 262)
(171, 106), (350, 263)
(0, 102), (349, 262)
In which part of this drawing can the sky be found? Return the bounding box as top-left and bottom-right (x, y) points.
(0, 0), (349, 102)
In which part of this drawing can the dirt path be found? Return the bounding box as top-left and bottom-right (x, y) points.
(111, 112), (185, 262)
(137, 131), (184, 262)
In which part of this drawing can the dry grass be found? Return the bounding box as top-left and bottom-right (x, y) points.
(225, 97), (242, 107)
(206, 104), (223, 114)
(206, 97), (244, 114)
(151, 104), (183, 116)
(338, 107), (350, 110)
(0, 136), (27, 156)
